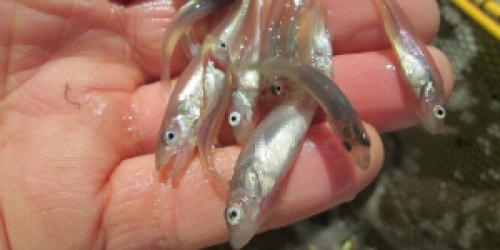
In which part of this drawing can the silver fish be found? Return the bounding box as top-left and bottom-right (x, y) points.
(196, 0), (264, 183)
(246, 59), (371, 169)
(295, 0), (370, 169)
(226, 0), (306, 147)
(223, 0), (263, 145)
(373, 0), (446, 133)
(178, 1), (264, 145)
(225, 93), (317, 249)
(156, 0), (259, 182)
(161, 0), (234, 85)
(156, 38), (228, 181)
(196, 41), (233, 186)
(236, 1), (369, 171)
(225, 0), (332, 248)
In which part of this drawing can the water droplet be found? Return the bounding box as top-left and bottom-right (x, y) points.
(385, 64), (396, 70)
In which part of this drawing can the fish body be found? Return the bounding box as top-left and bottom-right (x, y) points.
(251, 1), (370, 169)
(196, 38), (233, 185)
(228, 67), (260, 144)
(226, 1), (332, 248)
(156, 0), (260, 181)
(226, 93), (316, 249)
(373, 0), (446, 133)
(156, 48), (226, 178)
(249, 60), (371, 169)
(178, 0), (264, 145)
(196, 0), (263, 184)
(162, 0), (234, 85)
(225, 0), (263, 144)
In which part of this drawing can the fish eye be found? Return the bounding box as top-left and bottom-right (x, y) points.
(226, 205), (243, 226)
(162, 129), (177, 145)
(433, 105), (446, 119)
(342, 141), (352, 151)
(229, 112), (241, 127)
(272, 84), (282, 96)
(360, 133), (371, 146)
(219, 42), (227, 50)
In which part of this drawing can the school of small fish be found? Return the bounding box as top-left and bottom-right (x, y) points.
(155, 0), (447, 248)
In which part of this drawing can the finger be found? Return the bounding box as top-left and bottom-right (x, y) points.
(326, 0), (440, 53)
(130, 46), (453, 153)
(114, 0), (439, 76)
(103, 123), (383, 249)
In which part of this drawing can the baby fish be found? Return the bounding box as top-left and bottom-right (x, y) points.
(225, 93), (317, 249)
(242, 60), (371, 169)
(196, 42), (233, 186)
(156, 0), (259, 183)
(161, 0), (233, 85)
(298, 1), (373, 170)
(177, 1), (264, 145)
(373, 0), (446, 133)
(196, 0), (264, 183)
(225, 0), (263, 144)
(156, 37), (228, 181)
(227, 0), (303, 145)
(226, 1), (332, 248)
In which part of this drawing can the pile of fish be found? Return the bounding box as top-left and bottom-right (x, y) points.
(154, 0), (446, 248)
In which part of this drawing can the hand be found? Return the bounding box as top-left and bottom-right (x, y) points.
(0, 0), (453, 249)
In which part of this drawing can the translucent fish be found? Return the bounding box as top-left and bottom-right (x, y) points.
(155, 41), (227, 180)
(161, 0), (233, 85)
(195, 0), (263, 184)
(196, 38), (232, 186)
(224, 0), (302, 146)
(226, 94), (317, 249)
(156, 0), (261, 183)
(226, 1), (334, 248)
(244, 59), (371, 169)
(225, 0), (263, 144)
(373, 0), (446, 133)
(179, 0), (263, 145)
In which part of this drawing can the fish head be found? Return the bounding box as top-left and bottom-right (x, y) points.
(155, 114), (196, 171)
(228, 70), (261, 144)
(341, 119), (372, 170)
(203, 35), (231, 72)
(225, 187), (261, 249)
(228, 95), (255, 144)
(422, 103), (446, 134)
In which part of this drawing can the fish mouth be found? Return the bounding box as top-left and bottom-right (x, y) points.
(155, 143), (176, 171)
(166, 148), (193, 180)
(421, 107), (445, 134)
(228, 223), (259, 250)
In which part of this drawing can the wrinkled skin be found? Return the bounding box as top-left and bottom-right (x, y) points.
(0, 0), (452, 249)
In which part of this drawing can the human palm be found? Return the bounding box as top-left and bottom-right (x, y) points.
(0, 0), (452, 249)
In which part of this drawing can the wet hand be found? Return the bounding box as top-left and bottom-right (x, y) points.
(0, 0), (453, 248)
